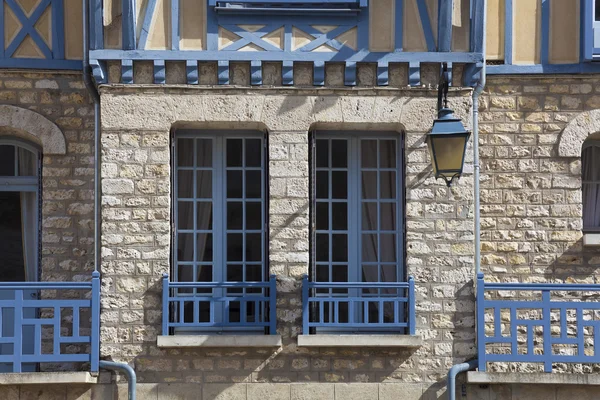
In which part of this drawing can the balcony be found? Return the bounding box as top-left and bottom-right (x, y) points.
(299, 276), (420, 347)
(158, 274), (281, 348)
(476, 273), (600, 375)
(0, 272), (100, 384)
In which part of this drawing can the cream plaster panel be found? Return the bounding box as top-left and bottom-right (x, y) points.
(486, 0), (504, 60)
(513, 0), (541, 64)
(100, 90), (473, 134)
(64, 0), (83, 59)
(549, 0), (579, 64)
(369, 0), (395, 52)
(0, 105), (66, 154)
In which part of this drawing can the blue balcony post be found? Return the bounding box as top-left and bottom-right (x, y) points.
(269, 275), (277, 335)
(13, 289), (23, 373)
(302, 275), (309, 335)
(408, 276), (415, 335)
(90, 271), (100, 373)
(476, 273), (486, 372)
(162, 274), (169, 335)
(542, 290), (552, 372)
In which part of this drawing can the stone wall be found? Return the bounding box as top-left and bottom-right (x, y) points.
(98, 86), (475, 399)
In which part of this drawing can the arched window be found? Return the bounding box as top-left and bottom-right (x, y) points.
(583, 140), (600, 232)
(0, 140), (40, 282)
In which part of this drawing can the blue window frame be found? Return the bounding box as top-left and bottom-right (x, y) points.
(583, 140), (600, 232)
(173, 131), (267, 332)
(310, 132), (405, 332)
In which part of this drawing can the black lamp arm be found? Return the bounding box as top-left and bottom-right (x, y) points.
(437, 62), (450, 113)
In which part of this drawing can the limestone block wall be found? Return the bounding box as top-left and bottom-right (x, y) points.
(98, 86), (475, 398)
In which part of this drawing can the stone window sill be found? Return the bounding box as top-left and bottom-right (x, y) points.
(157, 334), (282, 348)
(0, 372), (98, 385)
(583, 233), (600, 247)
(467, 372), (600, 386)
(297, 334), (422, 348)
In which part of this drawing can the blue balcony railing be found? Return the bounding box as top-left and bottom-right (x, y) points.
(477, 273), (600, 373)
(162, 274), (277, 334)
(0, 272), (100, 373)
(302, 276), (415, 334)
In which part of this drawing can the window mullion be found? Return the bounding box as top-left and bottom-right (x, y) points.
(350, 136), (361, 284)
(214, 136), (225, 284)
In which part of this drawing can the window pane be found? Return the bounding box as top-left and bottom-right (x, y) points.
(332, 265), (348, 282)
(245, 139), (262, 167)
(316, 234), (329, 262)
(381, 265), (397, 283)
(227, 202), (243, 230)
(227, 233), (243, 261)
(331, 139), (347, 168)
(197, 265), (213, 282)
(177, 233), (194, 261)
(246, 202), (262, 230)
(227, 265), (243, 282)
(316, 265), (329, 282)
(246, 265), (262, 282)
(246, 170), (261, 199)
(196, 139), (212, 167)
(316, 171), (329, 199)
(196, 233), (213, 262)
(316, 140), (329, 168)
(361, 140), (377, 168)
(380, 234), (396, 262)
(316, 202), (329, 230)
(331, 202), (347, 230)
(361, 171), (377, 199)
(0, 192), (25, 281)
(380, 203), (396, 231)
(331, 171), (347, 199)
(379, 140), (396, 168)
(246, 233), (262, 262)
(362, 265), (379, 282)
(177, 171), (193, 198)
(362, 203), (378, 231)
(227, 139), (243, 167)
(177, 202), (194, 230)
(177, 139), (194, 167)
(197, 202), (213, 230)
(17, 147), (36, 176)
(331, 234), (348, 262)
(362, 234), (378, 262)
(196, 170), (212, 198)
(227, 171), (243, 198)
(380, 171), (396, 199)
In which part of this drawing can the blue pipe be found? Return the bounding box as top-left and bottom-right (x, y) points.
(447, 359), (478, 400)
(99, 360), (137, 400)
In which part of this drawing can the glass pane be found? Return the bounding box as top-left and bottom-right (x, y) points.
(0, 192), (25, 281)
(197, 265), (213, 282)
(196, 139), (212, 167)
(196, 233), (213, 262)
(362, 203), (378, 231)
(245, 139), (262, 167)
(177, 171), (193, 198)
(331, 234), (348, 262)
(177, 233), (194, 261)
(331, 139), (347, 168)
(316, 234), (329, 262)
(227, 171), (243, 198)
(246, 265), (262, 282)
(17, 148), (36, 176)
(379, 140), (396, 168)
(361, 171), (377, 199)
(246, 233), (262, 262)
(381, 264), (397, 283)
(227, 265), (243, 282)
(177, 139), (194, 167)
(246, 170), (262, 199)
(331, 171), (347, 199)
(380, 234), (396, 262)
(332, 265), (348, 282)
(197, 202), (213, 230)
(361, 140), (377, 168)
(316, 140), (329, 168)
(316, 265), (329, 282)
(316, 202), (328, 230)
(362, 234), (378, 262)
(380, 171), (396, 199)
(362, 265), (379, 282)
(331, 202), (347, 231)
(196, 170), (212, 198)
(177, 265), (193, 282)
(177, 201), (193, 230)
(227, 202), (243, 230)
(227, 233), (243, 261)
(316, 171), (329, 199)
(246, 202), (262, 230)
(227, 139), (243, 167)
(380, 203), (396, 231)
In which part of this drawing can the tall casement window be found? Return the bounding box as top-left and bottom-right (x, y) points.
(311, 132), (405, 332)
(173, 131), (267, 332)
(583, 140), (600, 232)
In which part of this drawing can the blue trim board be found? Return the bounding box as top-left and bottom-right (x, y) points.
(90, 0), (104, 50)
(503, 0), (513, 64)
(172, 0), (180, 50)
(5, 0), (52, 59)
(51, 0), (65, 60)
(0, 59), (82, 69)
(0, 0), (4, 58)
(437, 0), (452, 52)
(122, 0), (137, 49)
(394, 0), (403, 51)
(540, 0), (550, 65)
(138, 0), (158, 50)
(582, 0), (594, 61)
(186, 60), (199, 84)
(487, 63), (600, 75)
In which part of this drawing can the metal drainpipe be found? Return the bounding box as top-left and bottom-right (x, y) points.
(99, 360), (137, 400)
(447, 359), (478, 400)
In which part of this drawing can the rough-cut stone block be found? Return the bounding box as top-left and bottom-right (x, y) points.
(203, 384), (247, 400)
(290, 383), (333, 400)
(157, 384), (201, 400)
(333, 384), (378, 400)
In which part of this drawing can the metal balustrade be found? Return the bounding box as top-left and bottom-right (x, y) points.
(0, 272), (100, 373)
(162, 274), (277, 334)
(302, 276), (415, 334)
(477, 273), (600, 373)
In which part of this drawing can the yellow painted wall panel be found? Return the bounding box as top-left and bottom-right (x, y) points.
(180, 0), (205, 50)
(549, 0), (579, 64)
(104, 0), (122, 48)
(5, 7), (22, 50)
(404, 0), (437, 51)
(369, 0), (395, 52)
(64, 0), (83, 59)
(513, 0), (540, 64)
(451, 0), (470, 52)
(147, 0), (171, 50)
(486, 0), (504, 60)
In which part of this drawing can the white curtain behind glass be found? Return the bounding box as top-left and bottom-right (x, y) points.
(583, 145), (600, 230)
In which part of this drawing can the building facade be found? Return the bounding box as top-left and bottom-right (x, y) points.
(1, 0), (600, 399)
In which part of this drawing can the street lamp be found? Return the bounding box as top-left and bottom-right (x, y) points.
(426, 63), (471, 187)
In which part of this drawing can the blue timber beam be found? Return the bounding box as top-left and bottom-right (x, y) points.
(122, 0), (137, 50)
(437, 0), (453, 52)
